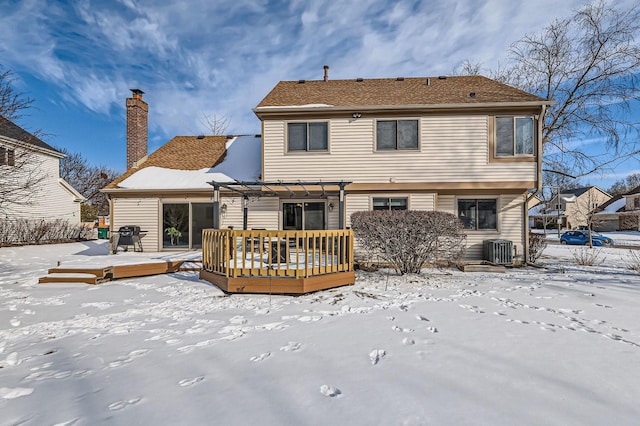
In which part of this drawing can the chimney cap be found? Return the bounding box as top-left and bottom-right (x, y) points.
(130, 88), (145, 95)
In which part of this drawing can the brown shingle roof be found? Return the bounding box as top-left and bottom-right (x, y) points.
(0, 115), (60, 153)
(255, 75), (546, 109)
(105, 135), (228, 189)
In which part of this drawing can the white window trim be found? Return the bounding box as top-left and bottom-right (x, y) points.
(373, 118), (421, 152)
(285, 120), (330, 154)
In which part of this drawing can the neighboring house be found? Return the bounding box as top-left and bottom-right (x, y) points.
(529, 186), (612, 230)
(105, 74), (550, 262)
(594, 185), (640, 231)
(0, 116), (84, 223)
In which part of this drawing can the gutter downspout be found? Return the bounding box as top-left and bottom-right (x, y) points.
(524, 104), (547, 263)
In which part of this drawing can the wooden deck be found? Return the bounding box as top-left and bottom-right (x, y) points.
(38, 260), (192, 285)
(199, 229), (355, 294)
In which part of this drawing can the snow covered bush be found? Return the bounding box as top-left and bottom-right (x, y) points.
(571, 247), (605, 266)
(0, 218), (91, 246)
(350, 210), (466, 274)
(528, 231), (547, 263)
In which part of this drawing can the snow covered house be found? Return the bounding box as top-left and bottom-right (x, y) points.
(105, 74), (551, 262)
(529, 186), (611, 230)
(0, 116), (84, 224)
(594, 185), (640, 231)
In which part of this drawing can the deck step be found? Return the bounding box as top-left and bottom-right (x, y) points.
(47, 266), (114, 280)
(39, 273), (101, 285)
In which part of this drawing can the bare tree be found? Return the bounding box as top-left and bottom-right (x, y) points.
(491, 1), (640, 179)
(0, 143), (45, 215)
(452, 60), (482, 76)
(607, 172), (640, 196)
(568, 189), (608, 247)
(0, 65), (33, 121)
(199, 112), (230, 136)
(57, 147), (117, 217)
(0, 66), (47, 215)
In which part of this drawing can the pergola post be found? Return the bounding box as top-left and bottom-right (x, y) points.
(213, 183), (220, 229)
(243, 196), (249, 230)
(339, 183), (346, 229)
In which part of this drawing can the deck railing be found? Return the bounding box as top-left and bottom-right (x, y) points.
(202, 229), (354, 279)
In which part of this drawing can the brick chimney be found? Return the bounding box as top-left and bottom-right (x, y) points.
(126, 89), (148, 169)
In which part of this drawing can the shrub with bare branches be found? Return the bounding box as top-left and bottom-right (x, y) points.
(571, 247), (605, 266)
(350, 210), (466, 275)
(528, 231), (548, 263)
(0, 218), (91, 246)
(626, 250), (640, 272)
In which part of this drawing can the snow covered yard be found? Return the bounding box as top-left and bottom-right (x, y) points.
(1, 241), (639, 425)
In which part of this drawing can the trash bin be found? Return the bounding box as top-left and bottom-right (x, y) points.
(97, 227), (109, 239)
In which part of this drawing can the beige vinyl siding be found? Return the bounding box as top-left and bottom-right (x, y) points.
(409, 193), (436, 210)
(248, 198), (280, 230)
(3, 150), (81, 223)
(218, 196), (280, 230)
(263, 116), (535, 183)
(112, 198), (160, 250)
(437, 193), (524, 261)
(345, 194), (371, 228)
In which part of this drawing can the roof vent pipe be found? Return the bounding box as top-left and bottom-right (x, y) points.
(323, 65), (329, 82)
(426, 78), (431, 86)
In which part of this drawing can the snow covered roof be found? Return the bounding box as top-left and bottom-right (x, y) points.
(106, 135), (261, 191)
(596, 197), (626, 215)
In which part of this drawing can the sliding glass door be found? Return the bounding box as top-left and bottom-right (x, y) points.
(282, 202), (325, 230)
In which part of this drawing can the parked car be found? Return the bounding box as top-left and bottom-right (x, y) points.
(560, 230), (614, 246)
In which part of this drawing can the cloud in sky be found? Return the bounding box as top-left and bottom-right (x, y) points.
(0, 0), (637, 175)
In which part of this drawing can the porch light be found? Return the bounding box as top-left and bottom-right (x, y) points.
(352, 112), (362, 119)
(329, 203), (334, 211)
(220, 203), (227, 216)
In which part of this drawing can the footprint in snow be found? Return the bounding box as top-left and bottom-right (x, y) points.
(426, 327), (438, 333)
(107, 397), (142, 411)
(320, 385), (342, 397)
(178, 376), (205, 387)
(0, 387), (34, 399)
(10, 318), (20, 327)
(298, 316), (322, 322)
(392, 325), (414, 333)
(402, 337), (415, 346)
(280, 342), (302, 352)
(415, 315), (429, 322)
(250, 353), (271, 362)
(369, 349), (386, 365)
(5, 352), (21, 366)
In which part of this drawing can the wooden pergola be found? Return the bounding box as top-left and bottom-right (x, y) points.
(208, 180), (351, 230)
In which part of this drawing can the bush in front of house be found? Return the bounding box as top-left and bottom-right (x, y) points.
(0, 218), (92, 246)
(528, 231), (548, 263)
(350, 210), (466, 274)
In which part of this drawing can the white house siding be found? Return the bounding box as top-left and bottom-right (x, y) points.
(112, 198), (160, 251)
(437, 193), (525, 261)
(262, 117), (536, 183)
(4, 150), (81, 224)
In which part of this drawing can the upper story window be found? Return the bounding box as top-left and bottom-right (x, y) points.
(634, 198), (640, 209)
(287, 122), (328, 152)
(376, 119), (418, 150)
(0, 147), (15, 166)
(495, 116), (535, 156)
(373, 197), (408, 211)
(458, 198), (497, 230)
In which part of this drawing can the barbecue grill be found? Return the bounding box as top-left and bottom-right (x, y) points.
(112, 225), (143, 254)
